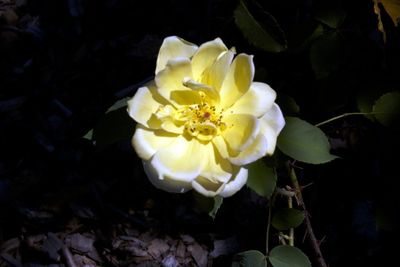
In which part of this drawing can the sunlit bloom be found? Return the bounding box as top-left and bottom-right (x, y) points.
(128, 36), (285, 197)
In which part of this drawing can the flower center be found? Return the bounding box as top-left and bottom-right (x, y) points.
(175, 102), (226, 141)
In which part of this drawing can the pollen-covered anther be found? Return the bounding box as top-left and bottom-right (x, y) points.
(174, 102), (226, 141)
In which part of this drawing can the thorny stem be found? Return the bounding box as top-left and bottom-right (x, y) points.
(286, 161), (328, 267)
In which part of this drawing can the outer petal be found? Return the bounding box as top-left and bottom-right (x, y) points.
(192, 176), (225, 197)
(150, 136), (206, 182)
(219, 53), (255, 109)
(143, 160), (192, 193)
(221, 114), (259, 152)
(219, 166), (248, 197)
(261, 103), (285, 133)
(127, 85), (163, 128)
(201, 143), (232, 183)
(260, 103), (285, 155)
(132, 125), (177, 160)
(226, 82), (277, 117)
(228, 133), (268, 165)
(261, 125), (278, 155)
(155, 58), (200, 106)
(191, 38), (228, 81)
(156, 36), (198, 74)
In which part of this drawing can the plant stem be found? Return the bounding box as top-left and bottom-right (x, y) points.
(286, 162), (328, 267)
(315, 112), (371, 127)
(288, 196), (294, 246)
(266, 192), (276, 255)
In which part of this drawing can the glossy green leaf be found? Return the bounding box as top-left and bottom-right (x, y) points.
(232, 250), (267, 267)
(277, 117), (338, 164)
(234, 0), (287, 53)
(372, 91), (400, 127)
(310, 31), (346, 79)
(269, 245), (311, 267)
(92, 107), (135, 148)
(246, 160), (277, 199)
(272, 208), (305, 230)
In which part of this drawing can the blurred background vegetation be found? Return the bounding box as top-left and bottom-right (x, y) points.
(1, 0), (399, 266)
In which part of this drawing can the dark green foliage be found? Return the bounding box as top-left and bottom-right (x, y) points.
(269, 245), (311, 267)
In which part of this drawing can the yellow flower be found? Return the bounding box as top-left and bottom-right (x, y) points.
(127, 36), (285, 197)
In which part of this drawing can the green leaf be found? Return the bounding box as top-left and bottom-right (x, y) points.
(310, 31), (346, 79)
(246, 160), (277, 199)
(277, 117), (338, 164)
(268, 245), (311, 267)
(192, 192), (223, 219)
(234, 0), (287, 53)
(92, 107), (135, 148)
(314, 0), (346, 28)
(357, 88), (387, 121)
(372, 91), (400, 127)
(83, 129), (93, 140)
(232, 250), (267, 267)
(106, 97), (129, 113)
(209, 196), (223, 219)
(272, 208), (305, 230)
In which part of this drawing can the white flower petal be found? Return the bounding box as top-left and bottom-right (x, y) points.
(227, 82), (277, 117)
(132, 125), (177, 160)
(261, 103), (285, 133)
(156, 36), (198, 74)
(221, 114), (260, 152)
(150, 136), (206, 182)
(191, 38), (228, 81)
(202, 50), (235, 91)
(182, 78), (220, 103)
(155, 58), (201, 106)
(261, 125), (278, 155)
(212, 135), (229, 159)
(192, 176), (225, 197)
(160, 120), (184, 134)
(143, 160), (192, 193)
(228, 133), (268, 165)
(127, 85), (163, 128)
(156, 57), (192, 94)
(260, 103), (285, 155)
(219, 53), (255, 109)
(219, 166), (248, 197)
(201, 143), (232, 183)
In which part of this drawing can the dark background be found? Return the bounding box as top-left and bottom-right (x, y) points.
(1, 0), (399, 266)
